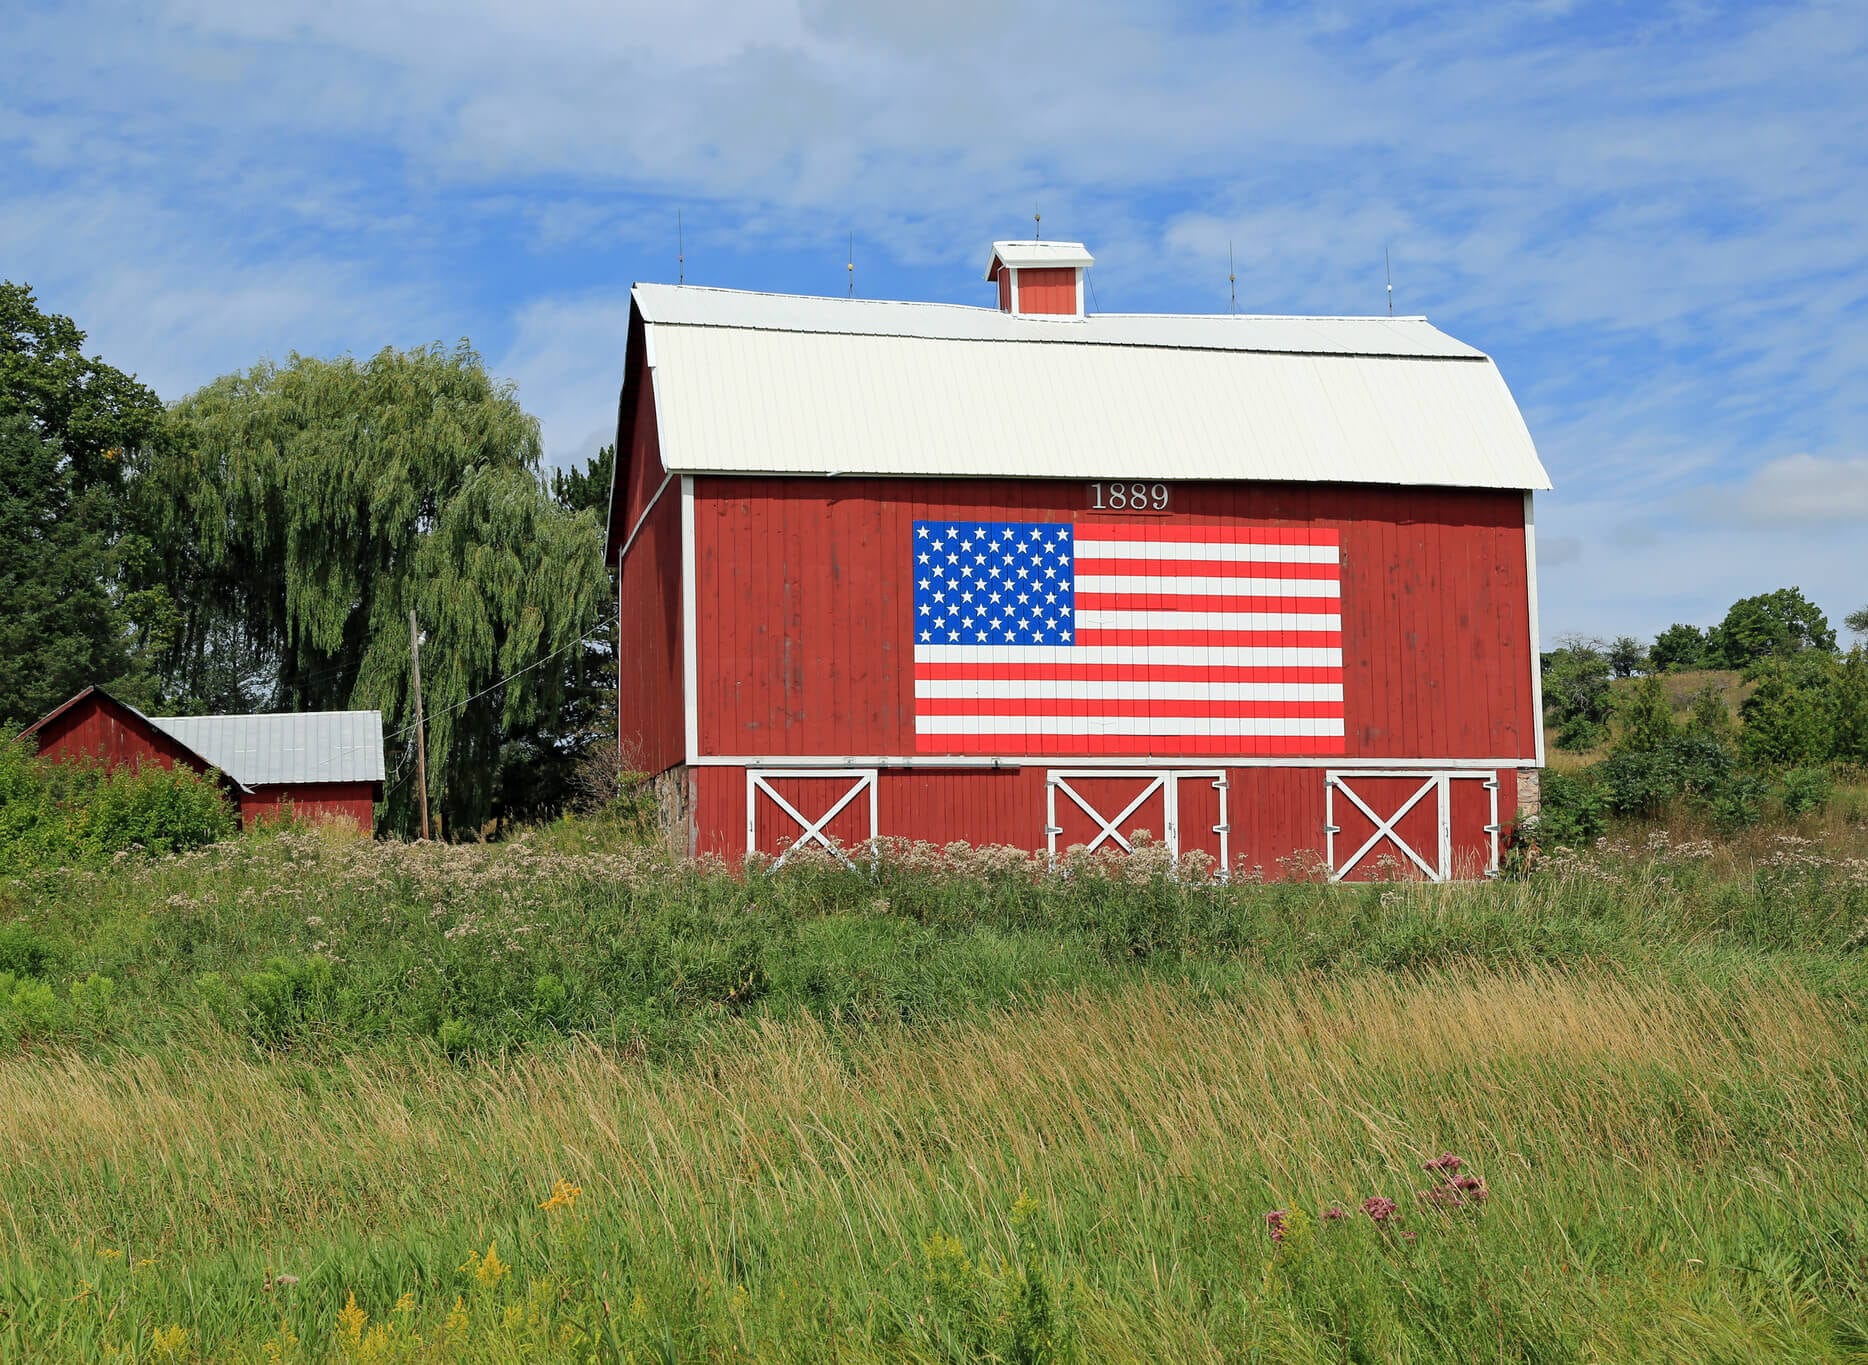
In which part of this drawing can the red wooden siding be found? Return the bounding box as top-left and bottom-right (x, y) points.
(614, 351), (686, 776)
(29, 693), (206, 775)
(239, 783), (376, 828)
(689, 477), (1535, 764)
(1015, 267), (1078, 314)
(694, 763), (1513, 872)
(997, 272), (1013, 312)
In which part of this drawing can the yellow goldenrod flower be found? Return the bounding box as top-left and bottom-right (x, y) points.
(444, 1295), (469, 1338)
(337, 1291), (368, 1347)
(150, 1323), (188, 1359)
(458, 1242), (511, 1289)
(97, 1248), (124, 1261)
(394, 1291), (417, 1316)
(538, 1178), (583, 1212)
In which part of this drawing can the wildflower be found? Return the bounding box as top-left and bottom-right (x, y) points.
(337, 1292), (368, 1347)
(1265, 1209), (1288, 1242)
(273, 1273), (300, 1287)
(538, 1179), (582, 1212)
(459, 1242), (511, 1289)
(150, 1324), (188, 1359)
(97, 1247), (124, 1261)
(444, 1296), (469, 1337)
(1322, 1204), (1347, 1221)
(394, 1290), (417, 1315)
(1421, 1153), (1464, 1175)
(1362, 1196), (1399, 1223)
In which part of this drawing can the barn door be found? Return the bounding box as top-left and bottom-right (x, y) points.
(1044, 770), (1228, 866)
(1046, 771), (1170, 856)
(747, 769), (878, 867)
(1325, 771), (1500, 882)
(1169, 770), (1230, 870)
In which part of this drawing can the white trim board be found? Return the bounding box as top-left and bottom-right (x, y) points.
(689, 754), (1532, 770)
(1524, 490), (1546, 767)
(681, 476), (699, 764)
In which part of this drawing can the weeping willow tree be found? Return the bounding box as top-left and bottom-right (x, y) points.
(148, 342), (608, 835)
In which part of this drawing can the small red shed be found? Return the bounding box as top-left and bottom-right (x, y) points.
(25, 686), (385, 828)
(605, 240), (1552, 879)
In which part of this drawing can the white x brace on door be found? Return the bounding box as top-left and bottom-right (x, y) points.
(1324, 770), (1500, 882)
(1045, 770), (1230, 866)
(746, 768), (878, 867)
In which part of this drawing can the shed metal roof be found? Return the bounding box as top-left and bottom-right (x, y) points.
(150, 711), (386, 787)
(629, 285), (1551, 491)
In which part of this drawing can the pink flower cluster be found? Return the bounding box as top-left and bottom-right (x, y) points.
(1417, 1153), (1489, 1209)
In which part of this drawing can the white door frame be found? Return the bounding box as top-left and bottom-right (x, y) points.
(1044, 769), (1230, 866)
(1324, 770), (1500, 882)
(747, 768), (879, 868)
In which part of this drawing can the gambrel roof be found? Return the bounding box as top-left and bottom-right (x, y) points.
(626, 283), (1551, 493)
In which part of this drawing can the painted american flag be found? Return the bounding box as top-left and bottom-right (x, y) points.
(911, 519), (1346, 754)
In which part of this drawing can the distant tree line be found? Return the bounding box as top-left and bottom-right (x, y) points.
(1534, 587), (1868, 843)
(2, 281), (616, 836)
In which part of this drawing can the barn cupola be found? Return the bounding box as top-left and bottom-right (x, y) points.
(985, 240), (1093, 318)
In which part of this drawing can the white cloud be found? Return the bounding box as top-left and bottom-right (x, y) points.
(1685, 453), (1868, 527)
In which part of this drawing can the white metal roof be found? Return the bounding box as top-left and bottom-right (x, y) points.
(151, 711), (386, 787)
(630, 284), (1550, 491)
(986, 240), (1095, 277)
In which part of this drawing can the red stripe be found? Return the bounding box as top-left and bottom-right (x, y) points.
(1073, 558), (1341, 580)
(917, 699), (1345, 718)
(1076, 593), (1340, 613)
(1077, 524), (1341, 546)
(915, 735), (1350, 756)
(914, 663), (1344, 682)
(1076, 629), (1344, 647)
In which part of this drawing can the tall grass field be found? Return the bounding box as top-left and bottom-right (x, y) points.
(3, 815), (1867, 1361)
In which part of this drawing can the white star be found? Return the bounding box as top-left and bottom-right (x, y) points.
(919, 577), (931, 590)
(1060, 630), (1072, 641)
(917, 553), (930, 566)
(920, 630), (931, 642)
(916, 526), (930, 539)
(946, 526), (959, 539)
(919, 604), (931, 616)
(948, 630), (960, 641)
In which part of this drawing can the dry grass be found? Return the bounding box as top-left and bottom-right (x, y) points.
(4, 962), (1866, 1360)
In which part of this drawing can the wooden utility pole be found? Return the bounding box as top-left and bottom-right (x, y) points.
(409, 608), (430, 841)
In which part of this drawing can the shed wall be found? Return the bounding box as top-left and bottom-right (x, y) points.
(1013, 267), (1079, 314)
(239, 783), (377, 827)
(29, 695), (207, 775)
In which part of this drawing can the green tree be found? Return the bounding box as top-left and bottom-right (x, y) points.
(0, 285), (171, 722)
(1542, 639), (1612, 751)
(1610, 672), (1676, 755)
(1738, 653), (1839, 769)
(1648, 623), (1708, 672)
(1710, 588), (1836, 668)
(147, 344), (608, 835)
(1, 282), (165, 494)
(1834, 649), (1868, 765)
(493, 444), (620, 827)
(1606, 635), (1647, 678)
(1846, 606), (1868, 641)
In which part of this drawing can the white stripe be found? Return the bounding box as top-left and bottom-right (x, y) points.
(1075, 540), (1339, 564)
(916, 716), (1348, 737)
(1075, 574), (1339, 598)
(916, 680), (1344, 702)
(1076, 610), (1342, 632)
(915, 645), (1343, 666)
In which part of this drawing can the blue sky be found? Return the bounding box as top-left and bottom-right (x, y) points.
(5, 0), (1864, 645)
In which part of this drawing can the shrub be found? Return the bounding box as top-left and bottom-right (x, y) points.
(1780, 767), (1833, 817)
(1741, 656), (1839, 769)
(1532, 768), (1605, 847)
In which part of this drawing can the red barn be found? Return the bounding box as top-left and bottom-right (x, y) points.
(25, 686), (385, 828)
(605, 240), (1550, 879)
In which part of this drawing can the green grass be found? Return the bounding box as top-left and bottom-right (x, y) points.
(3, 822), (1868, 1360)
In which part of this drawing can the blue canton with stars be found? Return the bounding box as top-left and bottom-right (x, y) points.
(912, 520), (1076, 646)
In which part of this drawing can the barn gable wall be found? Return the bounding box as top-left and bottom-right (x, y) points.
(688, 476), (1536, 764)
(615, 351), (686, 776)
